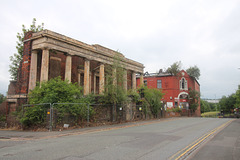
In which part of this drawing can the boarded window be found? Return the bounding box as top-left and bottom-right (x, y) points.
(49, 56), (61, 79)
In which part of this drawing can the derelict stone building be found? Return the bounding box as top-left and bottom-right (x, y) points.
(7, 30), (144, 111)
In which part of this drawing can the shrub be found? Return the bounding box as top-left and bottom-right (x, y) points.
(167, 107), (182, 113)
(140, 86), (164, 118)
(21, 77), (94, 127)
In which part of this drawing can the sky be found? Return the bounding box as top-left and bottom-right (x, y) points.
(0, 0), (240, 99)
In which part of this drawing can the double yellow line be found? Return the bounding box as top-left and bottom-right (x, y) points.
(169, 119), (234, 160)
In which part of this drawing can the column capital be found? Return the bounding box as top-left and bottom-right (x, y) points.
(84, 58), (91, 62)
(42, 47), (50, 50)
(64, 52), (72, 57)
(31, 50), (38, 54)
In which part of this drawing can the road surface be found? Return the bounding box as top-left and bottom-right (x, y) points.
(0, 117), (237, 160)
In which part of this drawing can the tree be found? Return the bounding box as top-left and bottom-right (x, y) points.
(234, 85), (240, 109)
(140, 86), (164, 118)
(188, 88), (200, 112)
(9, 18), (44, 80)
(186, 65), (200, 80)
(219, 94), (236, 113)
(0, 93), (5, 104)
(101, 54), (128, 105)
(200, 99), (210, 113)
(167, 61), (182, 76)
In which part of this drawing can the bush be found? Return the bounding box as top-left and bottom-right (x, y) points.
(21, 77), (94, 127)
(140, 86), (164, 118)
(127, 89), (140, 102)
(201, 111), (219, 118)
(166, 107), (182, 113)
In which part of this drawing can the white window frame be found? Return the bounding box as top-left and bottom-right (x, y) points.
(157, 79), (162, 89)
(180, 77), (188, 90)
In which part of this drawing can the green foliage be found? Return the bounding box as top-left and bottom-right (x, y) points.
(101, 54), (128, 104)
(21, 77), (94, 127)
(127, 89), (140, 102)
(28, 77), (82, 104)
(9, 18), (44, 80)
(188, 88), (200, 112)
(167, 61), (182, 75)
(219, 94), (236, 113)
(0, 93), (6, 104)
(166, 107), (182, 113)
(21, 105), (47, 126)
(186, 65), (200, 80)
(0, 115), (6, 122)
(0, 94), (6, 122)
(140, 86), (164, 117)
(200, 100), (211, 113)
(166, 62), (201, 80)
(201, 111), (219, 118)
(234, 85), (240, 108)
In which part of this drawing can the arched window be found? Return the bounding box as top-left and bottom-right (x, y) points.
(180, 77), (188, 90)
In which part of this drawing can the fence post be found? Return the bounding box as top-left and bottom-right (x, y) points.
(49, 103), (53, 132)
(87, 104), (89, 125)
(112, 104), (115, 122)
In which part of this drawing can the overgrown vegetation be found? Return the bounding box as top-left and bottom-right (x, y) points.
(166, 107), (182, 113)
(186, 65), (200, 80)
(167, 61), (182, 76)
(201, 85), (240, 115)
(201, 111), (219, 118)
(166, 61), (201, 80)
(9, 18), (44, 80)
(0, 94), (6, 122)
(188, 88), (200, 112)
(138, 86), (164, 118)
(219, 94), (236, 114)
(100, 54), (128, 105)
(21, 77), (94, 127)
(200, 99), (219, 113)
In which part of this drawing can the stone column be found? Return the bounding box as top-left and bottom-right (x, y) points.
(140, 73), (144, 86)
(40, 48), (49, 84)
(78, 73), (81, 86)
(65, 55), (72, 82)
(132, 72), (136, 89)
(28, 50), (38, 92)
(93, 73), (96, 94)
(84, 59), (90, 95)
(89, 73), (92, 93)
(123, 69), (128, 91)
(99, 63), (104, 94)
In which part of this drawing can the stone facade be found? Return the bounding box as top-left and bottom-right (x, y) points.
(7, 30), (144, 110)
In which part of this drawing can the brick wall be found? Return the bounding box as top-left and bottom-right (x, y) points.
(16, 31), (33, 94)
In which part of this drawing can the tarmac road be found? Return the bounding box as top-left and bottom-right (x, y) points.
(0, 117), (237, 160)
(190, 119), (240, 160)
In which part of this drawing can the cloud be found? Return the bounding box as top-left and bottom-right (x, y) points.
(0, 0), (239, 99)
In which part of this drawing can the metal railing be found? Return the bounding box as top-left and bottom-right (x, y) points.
(21, 103), (151, 131)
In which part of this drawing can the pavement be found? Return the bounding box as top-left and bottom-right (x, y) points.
(190, 119), (240, 160)
(0, 118), (172, 141)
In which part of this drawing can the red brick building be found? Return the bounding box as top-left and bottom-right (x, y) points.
(136, 70), (201, 116)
